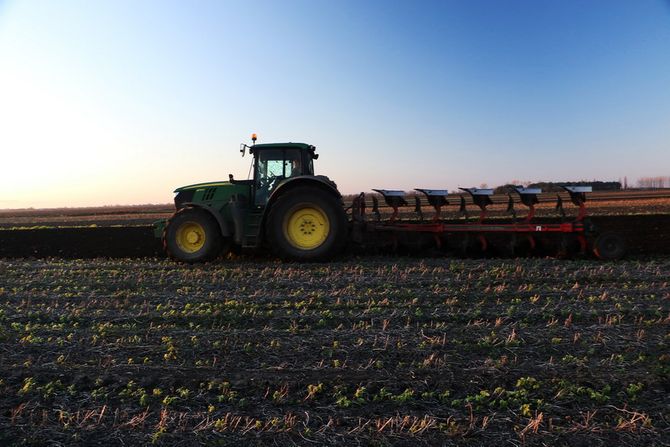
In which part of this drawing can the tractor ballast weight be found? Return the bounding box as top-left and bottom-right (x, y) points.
(156, 139), (626, 262)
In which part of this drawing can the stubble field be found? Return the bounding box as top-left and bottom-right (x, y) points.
(0, 256), (668, 446)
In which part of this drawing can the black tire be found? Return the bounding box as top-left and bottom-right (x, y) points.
(593, 231), (626, 260)
(163, 207), (223, 263)
(266, 187), (347, 261)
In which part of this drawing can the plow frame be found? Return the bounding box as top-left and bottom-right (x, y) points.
(349, 187), (596, 256)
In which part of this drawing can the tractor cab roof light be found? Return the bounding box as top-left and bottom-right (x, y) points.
(240, 133), (258, 157)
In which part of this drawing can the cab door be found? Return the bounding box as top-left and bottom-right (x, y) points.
(253, 149), (301, 206)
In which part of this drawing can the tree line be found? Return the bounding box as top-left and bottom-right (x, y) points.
(636, 176), (670, 188)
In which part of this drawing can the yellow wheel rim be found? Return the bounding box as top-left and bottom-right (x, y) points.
(175, 221), (206, 253)
(284, 206), (330, 250)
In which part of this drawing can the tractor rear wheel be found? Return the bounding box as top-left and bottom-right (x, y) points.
(266, 187), (347, 261)
(593, 231), (626, 260)
(163, 208), (223, 263)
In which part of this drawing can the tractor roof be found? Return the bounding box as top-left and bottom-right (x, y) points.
(251, 142), (314, 150)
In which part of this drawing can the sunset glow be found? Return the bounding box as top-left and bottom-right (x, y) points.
(1, 0), (669, 208)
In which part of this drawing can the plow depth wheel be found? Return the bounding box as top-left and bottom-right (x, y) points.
(163, 208), (223, 263)
(266, 187), (347, 261)
(593, 231), (626, 260)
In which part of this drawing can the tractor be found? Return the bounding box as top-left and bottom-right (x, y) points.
(155, 136), (348, 262)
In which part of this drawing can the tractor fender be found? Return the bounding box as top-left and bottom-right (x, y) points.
(181, 203), (233, 237)
(268, 175), (342, 204)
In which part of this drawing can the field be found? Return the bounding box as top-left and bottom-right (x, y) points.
(1, 257), (668, 446)
(1, 190), (669, 445)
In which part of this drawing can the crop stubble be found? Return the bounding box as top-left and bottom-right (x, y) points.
(0, 257), (668, 445)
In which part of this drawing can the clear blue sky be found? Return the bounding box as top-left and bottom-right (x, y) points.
(1, 0), (669, 207)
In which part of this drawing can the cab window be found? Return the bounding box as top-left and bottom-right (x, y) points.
(254, 149), (301, 205)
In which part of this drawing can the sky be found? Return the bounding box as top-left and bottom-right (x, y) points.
(1, 0), (669, 208)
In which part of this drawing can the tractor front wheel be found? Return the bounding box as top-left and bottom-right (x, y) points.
(163, 208), (223, 263)
(266, 187), (347, 261)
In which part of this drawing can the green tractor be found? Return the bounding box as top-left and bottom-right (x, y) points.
(155, 137), (348, 262)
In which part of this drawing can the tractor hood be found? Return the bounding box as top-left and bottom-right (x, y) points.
(174, 181), (231, 193)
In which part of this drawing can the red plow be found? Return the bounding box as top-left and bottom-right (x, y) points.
(350, 186), (626, 260)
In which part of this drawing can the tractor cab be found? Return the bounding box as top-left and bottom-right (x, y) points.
(245, 142), (318, 206)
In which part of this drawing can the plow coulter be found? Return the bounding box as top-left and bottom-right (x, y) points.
(350, 185), (626, 260)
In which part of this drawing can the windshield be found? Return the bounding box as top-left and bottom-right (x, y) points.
(254, 149), (301, 205)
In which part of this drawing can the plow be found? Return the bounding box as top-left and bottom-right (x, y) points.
(154, 136), (626, 262)
(349, 185), (624, 259)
